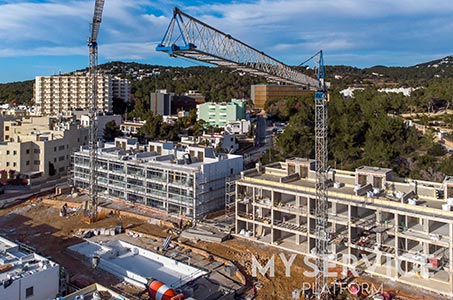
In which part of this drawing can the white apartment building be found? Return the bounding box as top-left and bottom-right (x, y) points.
(181, 133), (239, 153)
(0, 236), (60, 300)
(34, 75), (131, 116)
(111, 77), (131, 103)
(120, 120), (146, 136)
(0, 116), (88, 183)
(224, 119), (251, 135)
(73, 139), (243, 219)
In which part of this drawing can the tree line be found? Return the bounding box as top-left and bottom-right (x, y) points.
(265, 84), (453, 181)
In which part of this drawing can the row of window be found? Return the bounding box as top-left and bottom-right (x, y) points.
(0, 160), (40, 167)
(1, 149), (40, 155)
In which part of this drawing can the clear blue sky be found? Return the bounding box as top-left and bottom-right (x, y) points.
(1, 0), (452, 83)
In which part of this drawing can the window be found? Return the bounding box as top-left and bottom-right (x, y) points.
(34, 148), (39, 154)
(26, 149), (30, 154)
(54, 147), (57, 152)
(58, 156), (65, 161)
(34, 160), (40, 165)
(59, 167), (65, 172)
(6, 162), (9, 167)
(26, 286), (34, 298)
(26, 161), (30, 166)
(58, 145), (65, 151)
(13, 162), (16, 167)
(6, 150), (9, 155)
(5, 126), (9, 131)
(5, 135), (9, 140)
(13, 150), (17, 155)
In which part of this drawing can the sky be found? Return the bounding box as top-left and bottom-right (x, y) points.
(0, 0), (453, 83)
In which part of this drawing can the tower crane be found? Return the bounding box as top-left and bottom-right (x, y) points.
(87, 0), (105, 223)
(157, 8), (329, 299)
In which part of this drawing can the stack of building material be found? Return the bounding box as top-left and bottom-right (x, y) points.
(181, 228), (229, 243)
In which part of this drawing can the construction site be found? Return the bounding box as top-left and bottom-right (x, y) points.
(0, 1), (452, 300)
(0, 193), (447, 300)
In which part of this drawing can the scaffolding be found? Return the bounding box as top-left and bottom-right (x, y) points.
(225, 175), (239, 215)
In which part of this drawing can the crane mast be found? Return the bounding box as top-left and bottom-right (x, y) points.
(314, 52), (329, 298)
(87, 0), (105, 223)
(157, 8), (329, 299)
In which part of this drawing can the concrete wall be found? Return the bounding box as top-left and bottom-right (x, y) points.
(0, 264), (59, 300)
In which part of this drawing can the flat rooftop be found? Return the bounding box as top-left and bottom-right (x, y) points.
(241, 165), (453, 220)
(76, 146), (241, 172)
(69, 240), (207, 288)
(356, 165), (392, 175)
(60, 283), (130, 300)
(0, 236), (58, 282)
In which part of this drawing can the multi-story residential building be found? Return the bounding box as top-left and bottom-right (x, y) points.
(224, 119), (252, 135)
(0, 116), (88, 182)
(150, 89), (174, 116)
(0, 236), (60, 300)
(34, 75), (130, 116)
(120, 119), (146, 136)
(73, 139), (243, 219)
(181, 133), (239, 153)
(235, 158), (453, 297)
(251, 84), (312, 109)
(111, 77), (131, 103)
(197, 99), (247, 127)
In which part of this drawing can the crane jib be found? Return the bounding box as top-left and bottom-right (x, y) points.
(155, 7), (319, 89)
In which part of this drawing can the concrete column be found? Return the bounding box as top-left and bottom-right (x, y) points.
(423, 217), (429, 233)
(347, 204), (352, 257)
(307, 196), (312, 253)
(394, 212), (400, 279)
(271, 188), (274, 207)
(270, 192), (274, 243)
(376, 210), (382, 245)
(252, 187), (256, 223)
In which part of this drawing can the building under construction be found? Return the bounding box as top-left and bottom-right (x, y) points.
(73, 140), (243, 219)
(235, 158), (453, 297)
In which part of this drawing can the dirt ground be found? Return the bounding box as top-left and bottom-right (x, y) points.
(0, 199), (444, 300)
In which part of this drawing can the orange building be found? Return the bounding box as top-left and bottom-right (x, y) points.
(251, 84), (313, 109)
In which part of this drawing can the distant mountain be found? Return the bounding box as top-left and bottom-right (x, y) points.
(414, 55), (453, 68)
(0, 80), (33, 106)
(326, 56), (453, 87)
(1, 56), (452, 105)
